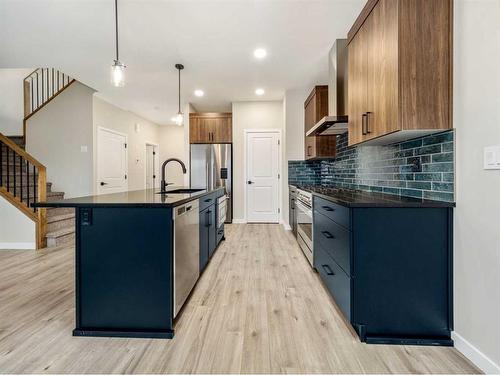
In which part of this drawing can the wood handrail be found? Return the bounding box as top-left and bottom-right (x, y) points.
(0, 133), (46, 170)
(0, 132), (47, 249)
(23, 68), (39, 81)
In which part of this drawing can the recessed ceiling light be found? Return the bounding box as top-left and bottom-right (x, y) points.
(255, 88), (265, 96)
(194, 89), (204, 97)
(253, 48), (267, 59)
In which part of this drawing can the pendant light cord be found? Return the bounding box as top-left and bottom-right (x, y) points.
(178, 67), (181, 113)
(115, 0), (119, 61)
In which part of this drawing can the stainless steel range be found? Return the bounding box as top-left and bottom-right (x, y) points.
(295, 189), (313, 265)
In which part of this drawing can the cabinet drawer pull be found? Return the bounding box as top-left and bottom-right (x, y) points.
(322, 206), (335, 212)
(362, 113), (368, 135)
(307, 145), (312, 156)
(366, 112), (372, 134)
(204, 198), (213, 202)
(322, 264), (335, 276)
(321, 231), (335, 239)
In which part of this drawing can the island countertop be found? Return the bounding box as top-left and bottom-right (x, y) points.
(33, 186), (225, 208)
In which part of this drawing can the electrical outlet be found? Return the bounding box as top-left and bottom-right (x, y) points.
(484, 146), (500, 170)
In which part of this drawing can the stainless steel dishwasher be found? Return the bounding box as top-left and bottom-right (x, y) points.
(173, 199), (200, 318)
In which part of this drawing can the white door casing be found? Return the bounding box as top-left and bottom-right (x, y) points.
(245, 131), (280, 223)
(97, 127), (128, 194)
(145, 143), (159, 189)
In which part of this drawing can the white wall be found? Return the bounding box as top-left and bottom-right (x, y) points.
(0, 195), (36, 249)
(231, 101), (284, 222)
(453, 0), (500, 372)
(282, 87), (311, 226)
(0, 69), (33, 136)
(93, 97), (163, 192)
(26, 82), (95, 198)
(159, 124), (187, 187)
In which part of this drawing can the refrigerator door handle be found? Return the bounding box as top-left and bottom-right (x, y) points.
(205, 163), (209, 190)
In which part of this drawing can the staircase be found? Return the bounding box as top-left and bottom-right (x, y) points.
(0, 68), (77, 250)
(0, 135), (75, 249)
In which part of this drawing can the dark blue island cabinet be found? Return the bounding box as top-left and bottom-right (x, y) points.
(313, 195), (454, 346)
(75, 206), (175, 339)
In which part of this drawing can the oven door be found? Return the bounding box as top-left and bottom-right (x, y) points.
(295, 200), (313, 265)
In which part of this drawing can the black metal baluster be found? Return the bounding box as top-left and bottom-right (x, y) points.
(46, 68), (49, 100)
(13, 151), (16, 197)
(26, 162), (30, 208)
(41, 69), (44, 104)
(51, 68), (54, 97)
(0, 143), (3, 187)
(30, 77), (34, 114)
(36, 71), (39, 110)
(33, 165), (37, 212)
(6, 147), (10, 193)
(19, 154), (23, 203)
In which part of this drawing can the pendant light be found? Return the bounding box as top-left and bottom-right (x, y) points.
(174, 64), (184, 126)
(111, 0), (126, 87)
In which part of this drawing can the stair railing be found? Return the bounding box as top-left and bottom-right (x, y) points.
(0, 133), (47, 249)
(23, 68), (75, 141)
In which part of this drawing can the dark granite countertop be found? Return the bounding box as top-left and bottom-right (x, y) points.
(33, 186), (225, 208)
(289, 184), (455, 208)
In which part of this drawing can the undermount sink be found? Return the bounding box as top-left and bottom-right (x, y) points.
(157, 188), (204, 194)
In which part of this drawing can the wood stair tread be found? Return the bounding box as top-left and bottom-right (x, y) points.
(47, 213), (75, 223)
(46, 227), (75, 238)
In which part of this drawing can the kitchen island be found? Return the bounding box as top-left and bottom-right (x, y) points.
(35, 186), (225, 339)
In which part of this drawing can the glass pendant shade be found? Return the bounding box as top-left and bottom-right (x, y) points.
(174, 112), (184, 126)
(111, 60), (126, 87)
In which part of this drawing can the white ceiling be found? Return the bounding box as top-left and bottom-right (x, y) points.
(0, 0), (364, 125)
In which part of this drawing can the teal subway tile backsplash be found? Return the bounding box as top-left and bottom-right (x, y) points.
(288, 130), (455, 202)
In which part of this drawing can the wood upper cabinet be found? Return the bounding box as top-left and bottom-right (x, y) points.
(189, 113), (232, 144)
(304, 86), (336, 160)
(348, 0), (452, 146)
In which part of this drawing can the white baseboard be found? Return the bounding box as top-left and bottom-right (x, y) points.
(452, 331), (500, 374)
(232, 219), (247, 224)
(0, 242), (36, 250)
(282, 223), (292, 231)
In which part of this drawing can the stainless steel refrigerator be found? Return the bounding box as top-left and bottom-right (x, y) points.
(190, 144), (232, 223)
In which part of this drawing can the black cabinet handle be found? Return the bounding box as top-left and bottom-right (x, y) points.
(321, 231), (335, 239)
(247, 181), (254, 185)
(322, 264), (335, 276)
(204, 198), (212, 202)
(362, 113), (368, 135)
(205, 211), (211, 227)
(100, 182), (108, 186)
(322, 206), (335, 212)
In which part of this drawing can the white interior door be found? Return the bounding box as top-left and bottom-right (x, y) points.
(246, 131), (280, 223)
(145, 144), (158, 189)
(97, 127), (128, 194)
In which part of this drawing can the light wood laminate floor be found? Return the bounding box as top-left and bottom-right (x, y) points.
(0, 224), (480, 374)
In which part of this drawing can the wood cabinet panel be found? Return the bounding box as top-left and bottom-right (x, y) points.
(347, 0), (452, 146)
(189, 113), (232, 144)
(304, 86), (336, 160)
(366, 0), (399, 140)
(348, 22), (368, 146)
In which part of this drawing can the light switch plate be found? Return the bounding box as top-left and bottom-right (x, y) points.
(484, 145), (500, 170)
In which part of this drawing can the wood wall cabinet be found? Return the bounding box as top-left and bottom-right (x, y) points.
(189, 113), (232, 144)
(304, 86), (336, 159)
(347, 0), (453, 146)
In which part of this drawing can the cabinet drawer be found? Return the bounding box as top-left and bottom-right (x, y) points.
(314, 212), (351, 275)
(314, 245), (351, 321)
(314, 196), (350, 229)
(200, 193), (216, 211)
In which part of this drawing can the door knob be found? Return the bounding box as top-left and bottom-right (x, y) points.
(100, 182), (108, 186)
(247, 181), (254, 184)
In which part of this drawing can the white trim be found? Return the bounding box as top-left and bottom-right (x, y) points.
(0, 242), (36, 250)
(452, 331), (500, 374)
(144, 141), (160, 189)
(282, 223), (292, 231)
(243, 129), (282, 223)
(232, 219), (247, 224)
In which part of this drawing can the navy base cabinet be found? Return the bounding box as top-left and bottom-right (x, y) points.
(74, 207), (174, 339)
(313, 196), (453, 346)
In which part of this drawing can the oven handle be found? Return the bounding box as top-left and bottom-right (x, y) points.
(295, 200), (312, 215)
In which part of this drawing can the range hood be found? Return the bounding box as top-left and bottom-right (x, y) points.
(307, 39), (349, 136)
